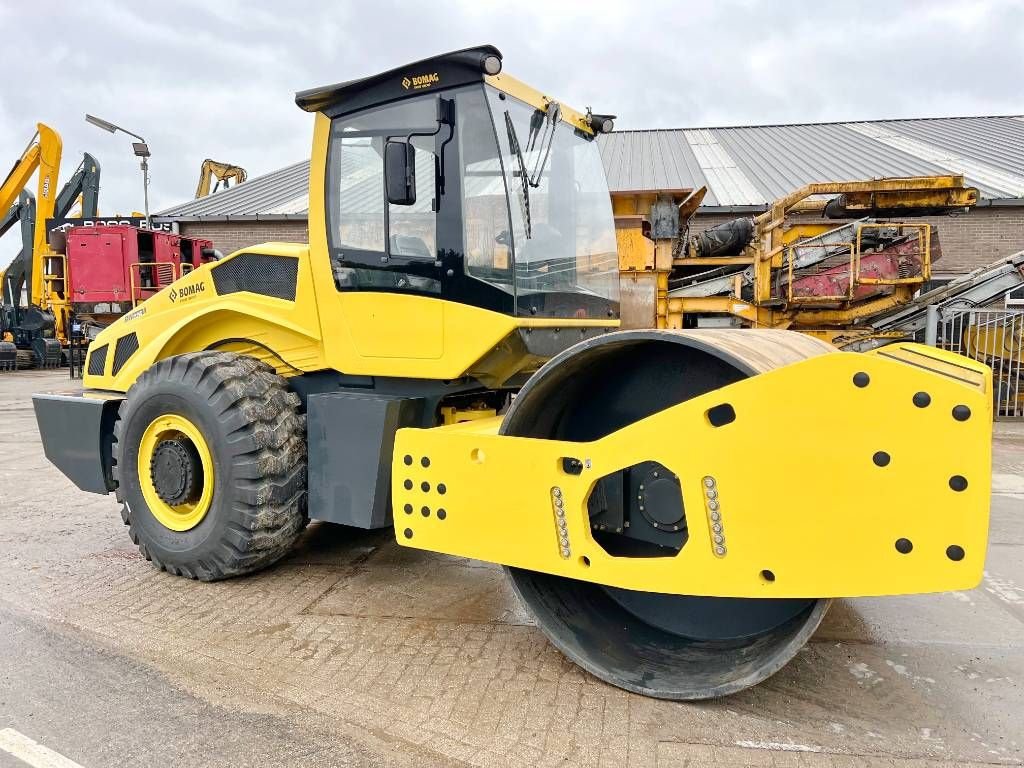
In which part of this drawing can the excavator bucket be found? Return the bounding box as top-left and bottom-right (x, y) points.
(392, 329), (991, 698)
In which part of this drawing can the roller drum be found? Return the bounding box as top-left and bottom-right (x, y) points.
(502, 328), (835, 699)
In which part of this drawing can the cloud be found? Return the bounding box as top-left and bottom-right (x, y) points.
(2, 0), (1022, 262)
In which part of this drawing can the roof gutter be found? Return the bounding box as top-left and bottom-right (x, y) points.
(152, 213), (310, 224)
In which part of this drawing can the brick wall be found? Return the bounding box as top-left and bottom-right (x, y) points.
(177, 220), (310, 257)
(176, 206), (1023, 275)
(691, 207), (1024, 274)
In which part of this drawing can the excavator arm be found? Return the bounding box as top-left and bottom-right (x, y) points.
(54, 153), (101, 219)
(1, 191), (35, 306)
(0, 124), (62, 309)
(1, 132), (43, 214)
(1, 152), (98, 319)
(195, 159), (247, 198)
(0, 193), (26, 239)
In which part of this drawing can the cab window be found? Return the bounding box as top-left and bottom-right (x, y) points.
(387, 135), (437, 258)
(457, 87), (513, 292)
(335, 135), (385, 252)
(328, 98), (439, 263)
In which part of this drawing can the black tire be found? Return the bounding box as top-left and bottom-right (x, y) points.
(112, 351), (307, 581)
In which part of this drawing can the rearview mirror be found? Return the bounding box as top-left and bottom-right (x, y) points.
(385, 141), (416, 206)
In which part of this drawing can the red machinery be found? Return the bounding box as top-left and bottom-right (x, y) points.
(56, 225), (214, 326)
(787, 226), (939, 303)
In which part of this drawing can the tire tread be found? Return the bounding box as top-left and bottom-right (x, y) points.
(111, 351), (306, 581)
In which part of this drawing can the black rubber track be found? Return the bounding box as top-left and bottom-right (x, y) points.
(112, 351), (307, 581)
(16, 349), (35, 370)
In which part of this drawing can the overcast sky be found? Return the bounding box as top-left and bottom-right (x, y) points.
(2, 0), (1022, 262)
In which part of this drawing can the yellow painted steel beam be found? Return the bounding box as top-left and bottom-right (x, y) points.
(615, 218), (655, 271)
(787, 289), (915, 327)
(0, 143), (40, 214)
(780, 224), (837, 245)
(672, 257), (753, 267)
(756, 176), (976, 226)
(667, 296), (780, 326)
(485, 73), (593, 135)
(839, 186), (978, 210)
(392, 343), (991, 598)
(29, 125), (62, 312)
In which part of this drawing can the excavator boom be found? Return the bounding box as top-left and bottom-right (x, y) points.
(1, 134), (42, 213)
(0, 124), (62, 309)
(1, 153), (101, 309)
(195, 159), (247, 198)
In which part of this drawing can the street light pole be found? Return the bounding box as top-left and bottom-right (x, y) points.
(142, 157), (150, 229)
(85, 114), (152, 229)
(133, 143), (152, 230)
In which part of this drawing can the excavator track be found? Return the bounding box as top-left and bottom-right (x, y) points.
(16, 349), (35, 370)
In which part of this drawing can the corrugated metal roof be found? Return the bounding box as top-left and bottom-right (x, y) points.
(158, 160), (311, 218)
(157, 115), (1024, 220)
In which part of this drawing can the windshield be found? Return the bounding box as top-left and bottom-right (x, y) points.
(458, 86), (618, 318)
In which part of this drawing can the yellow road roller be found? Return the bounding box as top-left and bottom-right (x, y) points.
(33, 46), (992, 699)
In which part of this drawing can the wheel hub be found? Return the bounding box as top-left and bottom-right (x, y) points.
(638, 467), (684, 528)
(150, 438), (202, 506)
(138, 413), (215, 532)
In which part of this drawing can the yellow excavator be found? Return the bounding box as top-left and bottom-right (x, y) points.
(33, 46), (992, 700)
(1, 123), (68, 367)
(195, 159), (247, 198)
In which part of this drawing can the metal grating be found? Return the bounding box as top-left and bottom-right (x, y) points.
(212, 253), (299, 301)
(87, 343), (108, 376)
(112, 333), (139, 376)
(934, 309), (1024, 419)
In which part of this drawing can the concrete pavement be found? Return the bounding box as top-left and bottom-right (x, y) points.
(0, 604), (415, 768)
(1, 370), (1021, 767)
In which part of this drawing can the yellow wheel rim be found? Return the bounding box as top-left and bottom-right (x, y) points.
(138, 413), (215, 532)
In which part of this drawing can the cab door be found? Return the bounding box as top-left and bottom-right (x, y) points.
(325, 96), (445, 360)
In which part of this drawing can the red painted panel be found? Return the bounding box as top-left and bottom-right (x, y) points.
(63, 224), (216, 309)
(66, 229), (132, 304)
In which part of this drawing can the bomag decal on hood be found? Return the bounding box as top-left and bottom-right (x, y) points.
(168, 282), (207, 303)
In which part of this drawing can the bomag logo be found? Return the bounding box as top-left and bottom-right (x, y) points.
(402, 72), (440, 90)
(168, 282), (206, 303)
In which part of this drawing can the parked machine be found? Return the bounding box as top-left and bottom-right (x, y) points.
(195, 159), (247, 198)
(2, 152), (102, 314)
(0, 190), (34, 369)
(0, 123), (69, 368)
(613, 176), (980, 341)
(53, 224), (214, 336)
(1, 123), (216, 368)
(33, 47), (992, 700)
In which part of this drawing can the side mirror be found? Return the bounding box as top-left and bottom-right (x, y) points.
(385, 141), (416, 206)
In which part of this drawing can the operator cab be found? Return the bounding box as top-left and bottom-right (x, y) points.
(297, 45), (620, 320)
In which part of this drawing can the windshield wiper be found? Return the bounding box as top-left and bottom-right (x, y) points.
(504, 110), (532, 238)
(526, 101), (560, 188)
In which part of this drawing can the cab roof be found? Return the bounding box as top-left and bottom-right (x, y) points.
(295, 45), (502, 118)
